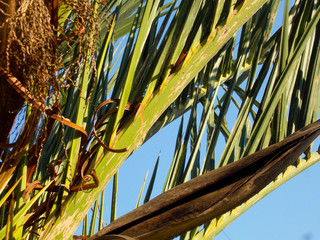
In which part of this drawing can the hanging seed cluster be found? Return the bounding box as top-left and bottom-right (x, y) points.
(3, 0), (104, 106)
(0, 0), (106, 142)
(3, 0), (57, 104)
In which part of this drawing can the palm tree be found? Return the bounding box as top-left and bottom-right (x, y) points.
(0, 0), (319, 239)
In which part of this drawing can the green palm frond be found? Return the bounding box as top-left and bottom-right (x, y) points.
(0, 0), (319, 239)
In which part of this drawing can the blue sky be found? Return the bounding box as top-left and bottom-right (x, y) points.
(114, 118), (320, 240)
(111, 1), (320, 239)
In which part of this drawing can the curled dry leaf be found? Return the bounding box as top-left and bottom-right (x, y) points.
(23, 180), (40, 203)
